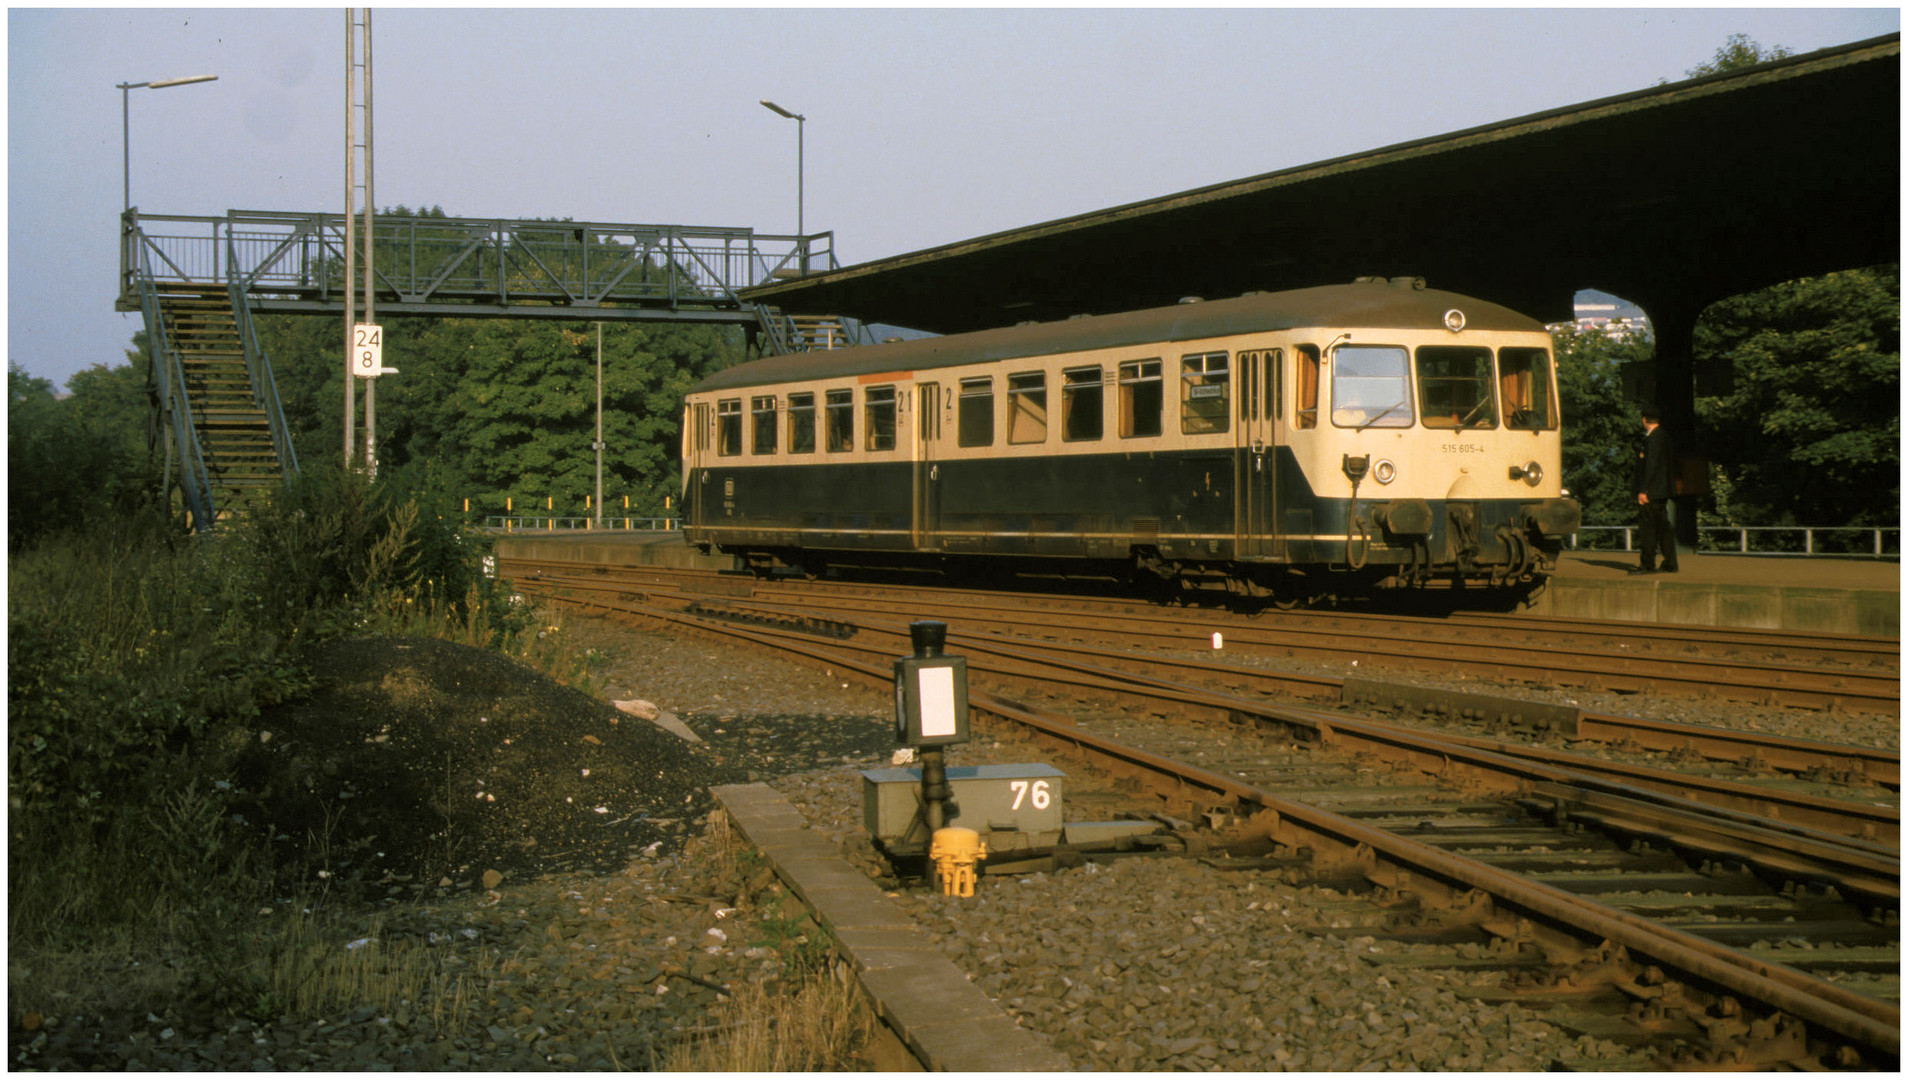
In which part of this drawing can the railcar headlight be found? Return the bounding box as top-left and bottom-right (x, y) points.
(1443, 309), (1466, 333)
(1372, 459), (1396, 485)
(1508, 460), (1543, 486)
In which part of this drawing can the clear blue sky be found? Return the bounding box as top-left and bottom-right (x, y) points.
(8, 7), (1898, 390)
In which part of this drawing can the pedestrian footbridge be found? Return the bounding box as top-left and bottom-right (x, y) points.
(119, 208), (864, 531)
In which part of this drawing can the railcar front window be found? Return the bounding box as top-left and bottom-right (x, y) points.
(1498, 347), (1557, 430)
(1007, 371), (1047, 445)
(751, 395), (777, 454)
(1417, 346), (1496, 429)
(1062, 366), (1104, 442)
(716, 399), (743, 455)
(1119, 360), (1163, 438)
(1330, 345), (1413, 429)
(1181, 353), (1230, 435)
(865, 385), (897, 451)
(787, 392), (815, 454)
(825, 389), (854, 452)
(958, 377), (994, 447)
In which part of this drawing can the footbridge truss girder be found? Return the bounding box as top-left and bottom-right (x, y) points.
(118, 209), (833, 325)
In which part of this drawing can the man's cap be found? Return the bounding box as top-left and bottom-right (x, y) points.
(1639, 402), (1661, 421)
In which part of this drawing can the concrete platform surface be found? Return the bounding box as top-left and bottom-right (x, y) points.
(1534, 551), (1898, 638)
(710, 782), (1070, 1072)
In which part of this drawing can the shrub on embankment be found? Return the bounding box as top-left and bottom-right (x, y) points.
(6, 464), (550, 1017)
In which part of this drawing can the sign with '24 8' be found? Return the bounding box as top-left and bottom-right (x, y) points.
(353, 323), (398, 378)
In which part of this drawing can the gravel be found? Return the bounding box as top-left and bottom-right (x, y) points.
(14, 604), (1881, 1070)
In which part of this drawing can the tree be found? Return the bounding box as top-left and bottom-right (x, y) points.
(8, 361), (159, 548)
(1553, 324), (1654, 525)
(1684, 33), (1793, 79)
(1693, 266), (1898, 528)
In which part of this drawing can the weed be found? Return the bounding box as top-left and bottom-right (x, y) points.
(662, 960), (877, 1072)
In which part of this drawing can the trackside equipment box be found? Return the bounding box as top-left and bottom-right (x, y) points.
(862, 763), (1064, 854)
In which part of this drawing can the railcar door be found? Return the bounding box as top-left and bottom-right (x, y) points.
(683, 402), (711, 533)
(912, 382), (943, 549)
(1237, 349), (1280, 558)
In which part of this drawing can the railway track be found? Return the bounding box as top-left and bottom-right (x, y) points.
(517, 575), (1899, 1068)
(498, 560), (1900, 785)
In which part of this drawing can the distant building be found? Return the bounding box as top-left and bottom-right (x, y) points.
(1551, 296), (1652, 341)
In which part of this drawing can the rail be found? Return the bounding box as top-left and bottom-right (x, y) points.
(126, 217), (216, 530)
(119, 209), (836, 321)
(485, 516), (679, 533)
(223, 235), (299, 479)
(1573, 524), (1899, 558)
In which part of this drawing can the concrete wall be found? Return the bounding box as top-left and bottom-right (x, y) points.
(1530, 578), (1899, 639)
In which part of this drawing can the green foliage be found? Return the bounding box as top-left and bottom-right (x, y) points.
(1693, 265), (1899, 527)
(1552, 324), (1653, 524)
(8, 360), (160, 548)
(1684, 33), (1793, 79)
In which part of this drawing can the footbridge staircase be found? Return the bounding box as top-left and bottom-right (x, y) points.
(120, 209), (877, 531)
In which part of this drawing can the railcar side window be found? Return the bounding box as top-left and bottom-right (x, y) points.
(1007, 371), (1048, 445)
(787, 392), (816, 454)
(1180, 353), (1230, 435)
(958, 377), (994, 447)
(1330, 345), (1413, 429)
(1062, 366), (1104, 442)
(1416, 346), (1495, 429)
(1119, 360), (1163, 438)
(751, 395), (777, 455)
(1295, 345), (1319, 429)
(716, 399), (743, 456)
(825, 389), (854, 452)
(1497, 347), (1557, 430)
(865, 384), (897, 452)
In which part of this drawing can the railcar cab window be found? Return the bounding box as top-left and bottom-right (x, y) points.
(1007, 371), (1048, 444)
(1062, 366), (1104, 442)
(1180, 353), (1230, 435)
(1418, 346), (1495, 429)
(1295, 345), (1320, 429)
(1330, 345), (1413, 429)
(1498, 347), (1557, 430)
(825, 389), (854, 452)
(716, 399), (743, 456)
(865, 384), (898, 451)
(958, 377), (994, 447)
(751, 395), (777, 454)
(787, 392), (816, 454)
(1119, 359), (1163, 438)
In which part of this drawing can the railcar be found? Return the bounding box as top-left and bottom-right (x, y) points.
(680, 277), (1580, 603)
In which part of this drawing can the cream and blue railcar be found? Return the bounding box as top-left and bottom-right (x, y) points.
(681, 277), (1580, 601)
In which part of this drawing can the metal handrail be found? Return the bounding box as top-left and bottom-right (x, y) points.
(1572, 524), (1900, 558)
(125, 213), (216, 531)
(224, 235), (299, 482)
(484, 516), (680, 532)
(121, 210), (837, 316)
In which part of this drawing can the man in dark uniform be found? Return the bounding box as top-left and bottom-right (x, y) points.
(1631, 403), (1678, 573)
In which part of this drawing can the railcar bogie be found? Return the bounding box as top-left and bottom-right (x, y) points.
(681, 278), (1580, 606)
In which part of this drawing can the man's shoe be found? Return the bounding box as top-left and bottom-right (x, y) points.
(1661, 565), (1679, 573)
(1628, 566), (1657, 575)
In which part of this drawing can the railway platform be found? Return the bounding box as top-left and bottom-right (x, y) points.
(1536, 551), (1898, 638)
(708, 782), (1070, 1072)
(489, 530), (1899, 638)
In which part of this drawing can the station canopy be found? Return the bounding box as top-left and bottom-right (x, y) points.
(742, 34), (1899, 334)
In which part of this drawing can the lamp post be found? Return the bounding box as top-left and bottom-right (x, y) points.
(119, 74), (217, 212)
(759, 99), (805, 269)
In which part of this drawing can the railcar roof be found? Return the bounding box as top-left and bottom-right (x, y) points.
(691, 279), (1546, 394)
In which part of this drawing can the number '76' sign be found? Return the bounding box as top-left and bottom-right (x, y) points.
(352, 323), (398, 378)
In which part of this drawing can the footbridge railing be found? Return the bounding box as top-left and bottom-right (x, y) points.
(119, 209), (837, 326)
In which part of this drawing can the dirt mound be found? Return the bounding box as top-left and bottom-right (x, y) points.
(237, 636), (745, 901)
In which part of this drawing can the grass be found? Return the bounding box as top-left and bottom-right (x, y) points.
(662, 963), (879, 1072)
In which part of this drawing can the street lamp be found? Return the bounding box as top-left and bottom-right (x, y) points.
(119, 74), (218, 212)
(759, 99), (805, 241)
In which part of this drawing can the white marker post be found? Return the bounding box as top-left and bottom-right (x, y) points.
(352, 323), (398, 378)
